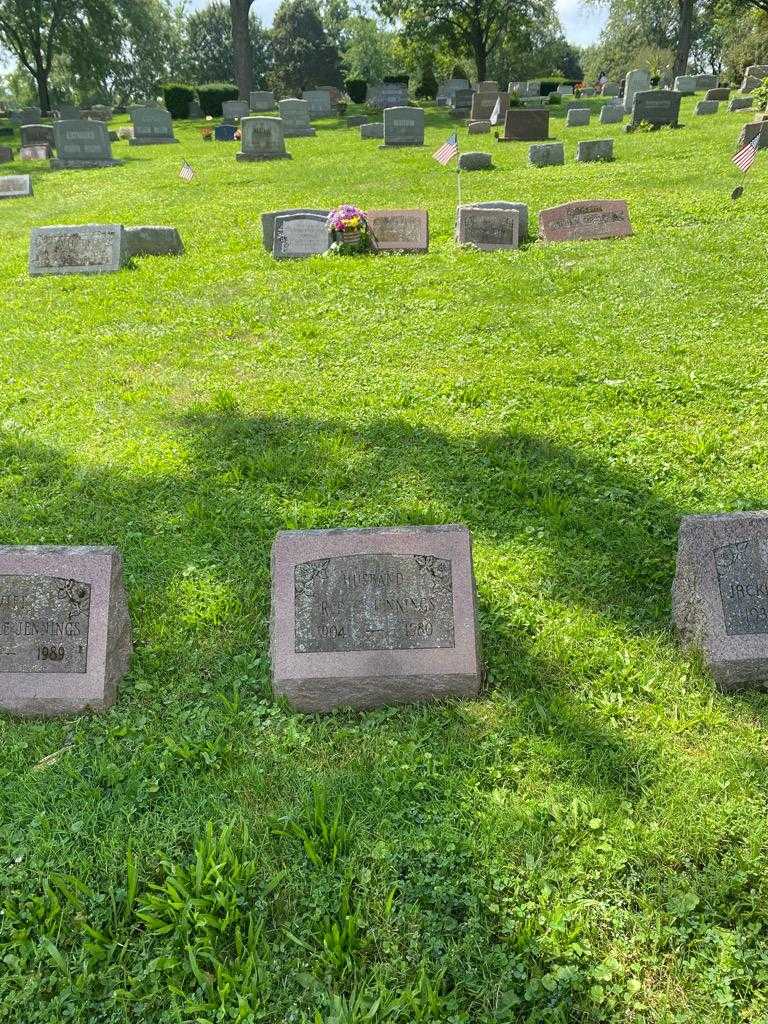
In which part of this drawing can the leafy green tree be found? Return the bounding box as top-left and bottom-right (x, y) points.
(269, 0), (341, 94)
(184, 1), (269, 86)
(341, 12), (397, 79)
(0, 0), (77, 111)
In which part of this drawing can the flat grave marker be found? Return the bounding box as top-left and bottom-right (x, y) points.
(366, 209), (428, 252)
(0, 174), (32, 199)
(538, 200), (631, 242)
(529, 141), (564, 166)
(456, 205), (519, 250)
(576, 139), (613, 162)
(29, 224), (129, 276)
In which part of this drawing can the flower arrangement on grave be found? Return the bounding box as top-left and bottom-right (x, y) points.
(201, 125), (213, 140)
(327, 204), (370, 253)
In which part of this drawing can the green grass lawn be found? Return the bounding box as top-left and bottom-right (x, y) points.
(1, 96), (768, 1023)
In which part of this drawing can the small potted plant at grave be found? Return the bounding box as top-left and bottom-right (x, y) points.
(327, 204), (370, 253)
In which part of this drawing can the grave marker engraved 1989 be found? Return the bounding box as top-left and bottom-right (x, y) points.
(271, 525), (482, 711)
(673, 512), (768, 690)
(0, 545), (132, 716)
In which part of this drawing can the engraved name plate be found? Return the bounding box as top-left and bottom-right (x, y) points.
(294, 553), (455, 653)
(715, 539), (768, 636)
(0, 575), (90, 673)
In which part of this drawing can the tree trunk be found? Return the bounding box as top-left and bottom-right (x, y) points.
(473, 38), (487, 80)
(33, 53), (51, 114)
(674, 0), (694, 77)
(230, 0), (253, 100)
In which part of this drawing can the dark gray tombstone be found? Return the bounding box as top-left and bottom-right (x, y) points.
(124, 226), (184, 256)
(54, 104), (80, 120)
(600, 104), (624, 125)
(250, 91), (276, 112)
(629, 91), (682, 129)
(529, 142), (564, 166)
(381, 106), (424, 147)
(0, 147), (13, 164)
(215, 123), (237, 141)
(360, 122), (384, 139)
(261, 208), (330, 251)
(467, 200), (528, 237)
(347, 115), (368, 127)
(729, 97), (754, 112)
(451, 89), (473, 118)
(270, 525), (482, 712)
(468, 120), (491, 134)
(673, 512), (768, 690)
(705, 88), (730, 101)
(458, 151), (493, 170)
(278, 99), (316, 137)
(0, 545), (132, 717)
(20, 124), (54, 148)
(0, 174), (32, 199)
(272, 213), (330, 259)
(366, 209), (428, 252)
(189, 100), (202, 118)
(456, 205), (519, 250)
(695, 74), (719, 91)
(575, 139), (613, 161)
(129, 107), (178, 145)
(499, 108), (549, 141)
(695, 100), (718, 115)
(29, 224), (129, 276)
(236, 116), (290, 161)
(52, 120), (121, 169)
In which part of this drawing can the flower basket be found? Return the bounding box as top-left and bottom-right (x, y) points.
(327, 205), (370, 254)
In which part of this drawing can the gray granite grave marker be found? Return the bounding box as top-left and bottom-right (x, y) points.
(729, 97), (754, 112)
(468, 120), (491, 134)
(695, 100), (718, 115)
(0, 545), (131, 716)
(695, 74), (719, 91)
(261, 208), (330, 251)
(29, 224), (129, 276)
(270, 525), (482, 712)
(566, 107), (590, 126)
(52, 120), (121, 169)
(456, 205), (519, 250)
(129, 106), (178, 145)
(237, 116), (290, 161)
(600, 104), (624, 124)
(366, 209), (428, 252)
(125, 226), (183, 256)
(624, 68), (651, 112)
(576, 138), (613, 161)
(705, 88), (730, 101)
(222, 100), (249, 119)
(629, 90), (682, 129)
(20, 124), (54, 148)
(360, 122), (384, 139)
(278, 98), (316, 137)
(673, 75), (697, 94)
(381, 106), (424, 147)
(467, 200), (528, 237)
(250, 91), (276, 112)
(458, 151), (493, 170)
(272, 213), (329, 259)
(529, 141), (564, 166)
(302, 89), (332, 118)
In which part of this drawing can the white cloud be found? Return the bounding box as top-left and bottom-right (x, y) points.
(555, 0), (608, 46)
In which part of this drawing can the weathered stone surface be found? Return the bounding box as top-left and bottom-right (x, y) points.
(0, 147), (13, 164)
(538, 200), (631, 242)
(705, 88), (730, 101)
(124, 226), (183, 257)
(261, 208), (330, 251)
(695, 100), (718, 115)
(741, 76), (762, 94)
(366, 82), (409, 109)
(629, 90), (682, 128)
(189, 100), (202, 118)
(54, 105), (80, 120)
(470, 90), (502, 121)
(11, 106), (42, 125)
(450, 89), (473, 117)
(566, 107), (590, 126)
(278, 99), (316, 137)
(270, 525), (482, 712)
(360, 122), (383, 139)
(0, 545), (132, 717)
(499, 108), (549, 141)
(236, 116), (290, 161)
(695, 74), (719, 91)
(575, 138), (614, 162)
(346, 115), (368, 127)
(366, 209), (428, 252)
(302, 90), (332, 118)
(602, 83), (620, 96)
(673, 75), (697, 94)
(468, 120), (491, 134)
(381, 106), (424, 147)
(458, 150), (493, 170)
(729, 97), (754, 112)
(556, 85), (573, 95)
(467, 200), (528, 237)
(529, 141), (564, 166)
(129, 106), (178, 146)
(624, 68), (651, 112)
(29, 224), (128, 276)
(20, 124), (54, 147)
(600, 104), (624, 124)
(456, 205), (519, 250)
(52, 119), (121, 169)
(672, 512), (768, 690)
(0, 174), (32, 199)
(272, 213), (329, 259)
(222, 100), (249, 119)
(250, 91), (275, 112)
(582, 87), (596, 96)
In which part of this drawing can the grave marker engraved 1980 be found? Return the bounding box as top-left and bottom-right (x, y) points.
(271, 525), (482, 711)
(0, 545), (132, 716)
(673, 512), (768, 690)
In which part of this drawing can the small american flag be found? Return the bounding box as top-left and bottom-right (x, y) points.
(179, 160), (195, 182)
(732, 135), (759, 173)
(433, 132), (458, 165)
(489, 98), (501, 125)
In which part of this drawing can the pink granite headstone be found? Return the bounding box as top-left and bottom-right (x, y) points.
(538, 200), (632, 242)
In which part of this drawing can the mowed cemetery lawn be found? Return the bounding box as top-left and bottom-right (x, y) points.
(2, 96), (768, 1023)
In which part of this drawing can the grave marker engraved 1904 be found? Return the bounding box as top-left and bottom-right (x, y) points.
(673, 512), (768, 690)
(366, 209), (428, 252)
(271, 525), (482, 711)
(538, 200), (632, 242)
(0, 545), (132, 716)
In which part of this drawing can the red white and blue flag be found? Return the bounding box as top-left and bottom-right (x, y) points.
(179, 160), (195, 182)
(433, 132), (458, 165)
(732, 135), (759, 173)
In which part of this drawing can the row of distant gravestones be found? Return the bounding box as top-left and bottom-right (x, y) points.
(1, 512), (765, 718)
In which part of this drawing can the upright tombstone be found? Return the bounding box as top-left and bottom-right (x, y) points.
(270, 525), (482, 712)
(740, 65), (768, 92)
(529, 141), (564, 166)
(302, 90), (333, 118)
(624, 68), (651, 113)
(14, 106), (43, 125)
(628, 90), (682, 129)
(222, 99), (249, 119)
(602, 82), (620, 96)
(250, 90), (276, 112)
(52, 119), (121, 169)
(29, 224), (129, 276)
(20, 124), (54, 148)
(468, 120), (491, 134)
(672, 512), (768, 690)
(261, 208), (330, 251)
(278, 99), (316, 137)
(600, 104), (624, 124)
(456, 204), (519, 250)
(729, 97), (754, 112)
(556, 85), (573, 96)
(361, 122), (384, 139)
(457, 151), (493, 170)
(737, 119), (768, 149)
(368, 81), (409, 109)
(189, 100), (202, 119)
(695, 100), (719, 115)
(0, 545), (132, 717)
(576, 139), (613, 162)
(694, 74), (719, 91)
(499, 108), (549, 141)
(20, 145), (50, 161)
(451, 89), (474, 118)
(705, 88), (730, 101)
(566, 107), (590, 126)
(129, 106), (178, 145)
(214, 123), (237, 141)
(0, 174), (32, 200)
(538, 200), (631, 242)
(470, 89), (500, 121)
(381, 106), (424, 147)
(54, 104), (80, 120)
(0, 147), (13, 164)
(272, 213), (329, 260)
(236, 116), (290, 161)
(366, 209), (428, 252)
(673, 75), (697, 95)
